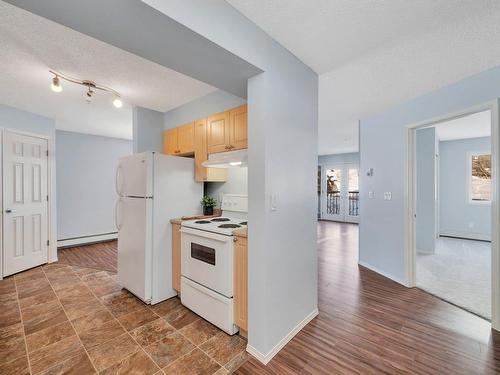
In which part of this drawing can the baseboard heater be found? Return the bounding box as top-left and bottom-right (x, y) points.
(57, 232), (118, 248)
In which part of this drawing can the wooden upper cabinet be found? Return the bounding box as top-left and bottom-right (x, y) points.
(207, 111), (230, 154)
(163, 128), (178, 155)
(194, 118), (227, 182)
(177, 122), (195, 154)
(163, 123), (195, 155)
(229, 105), (248, 150)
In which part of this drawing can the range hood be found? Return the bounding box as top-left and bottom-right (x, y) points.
(202, 149), (247, 168)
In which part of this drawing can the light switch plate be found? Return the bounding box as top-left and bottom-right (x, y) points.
(270, 193), (278, 211)
(384, 192), (392, 200)
(368, 191), (374, 199)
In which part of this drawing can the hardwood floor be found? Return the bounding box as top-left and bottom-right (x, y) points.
(58, 240), (117, 272)
(235, 221), (500, 374)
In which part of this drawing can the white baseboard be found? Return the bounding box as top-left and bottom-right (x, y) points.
(439, 230), (491, 242)
(246, 308), (318, 365)
(358, 261), (408, 287)
(57, 232), (118, 248)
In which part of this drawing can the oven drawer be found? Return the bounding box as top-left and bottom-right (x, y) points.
(181, 228), (234, 298)
(181, 276), (238, 335)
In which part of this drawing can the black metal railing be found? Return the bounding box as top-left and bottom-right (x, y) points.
(326, 192), (341, 215)
(349, 191), (359, 216)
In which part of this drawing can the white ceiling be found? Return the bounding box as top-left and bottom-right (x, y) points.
(227, 0), (500, 155)
(434, 110), (491, 142)
(0, 1), (216, 140)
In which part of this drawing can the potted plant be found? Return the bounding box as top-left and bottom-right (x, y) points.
(201, 196), (217, 216)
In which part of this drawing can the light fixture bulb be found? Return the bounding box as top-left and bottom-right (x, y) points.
(113, 97), (123, 108)
(51, 76), (62, 92)
(229, 161), (242, 166)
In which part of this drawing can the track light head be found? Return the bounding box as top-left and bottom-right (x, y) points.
(51, 76), (62, 92)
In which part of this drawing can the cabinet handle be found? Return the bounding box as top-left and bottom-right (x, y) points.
(225, 145), (230, 150)
(233, 237), (238, 242)
(174, 150), (180, 154)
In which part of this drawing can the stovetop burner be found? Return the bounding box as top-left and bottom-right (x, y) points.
(211, 217), (231, 222)
(218, 224), (241, 229)
(239, 221), (247, 225)
(194, 220), (211, 224)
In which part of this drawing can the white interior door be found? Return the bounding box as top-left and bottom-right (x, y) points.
(3, 131), (48, 276)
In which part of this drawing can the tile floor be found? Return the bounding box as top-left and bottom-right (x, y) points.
(0, 263), (248, 374)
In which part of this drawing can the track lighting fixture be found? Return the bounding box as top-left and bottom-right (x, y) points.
(49, 70), (123, 108)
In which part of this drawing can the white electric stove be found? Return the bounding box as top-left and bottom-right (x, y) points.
(180, 194), (247, 335)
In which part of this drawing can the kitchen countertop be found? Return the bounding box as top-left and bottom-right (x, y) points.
(233, 228), (247, 238)
(170, 210), (221, 225)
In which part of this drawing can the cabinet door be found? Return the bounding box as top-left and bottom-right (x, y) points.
(178, 122), (195, 154)
(194, 118), (208, 182)
(172, 223), (181, 292)
(207, 111), (230, 154)
(194, 118), (227, 182)
(234, 236), (248, 331)
(163, 128), (178, 155)
(229, 105), (247, 150)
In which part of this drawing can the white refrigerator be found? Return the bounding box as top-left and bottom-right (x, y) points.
(115, 151), (202, 304)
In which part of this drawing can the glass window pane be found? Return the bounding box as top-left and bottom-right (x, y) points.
(326, 169), (341, 215)
(471, 154), (491, 201)
(348, 168), (359, 216)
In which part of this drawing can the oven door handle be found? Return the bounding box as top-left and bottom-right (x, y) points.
(180, 227), (231, 243)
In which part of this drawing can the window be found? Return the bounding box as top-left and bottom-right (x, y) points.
(469, 153), (491, 203)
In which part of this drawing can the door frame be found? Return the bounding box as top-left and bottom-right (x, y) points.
(405, 100), (500, 329)
(0, 128), (54, 280)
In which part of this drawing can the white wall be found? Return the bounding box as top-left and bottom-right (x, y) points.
(439, 137), (491, 240)
(133, 106), (164, 153)
(204, 167), (248, 207)
(318, 152), (359, 166)
(359, 65), (500, 284)
(164, 90), (246, 129)
(56, 130), (132, 242)
(416, 127), (436, 254)
(0, 104), (57, 262)
(144, 0), (318, 358)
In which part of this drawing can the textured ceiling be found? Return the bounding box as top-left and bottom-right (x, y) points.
(435, 111), (490, 142)
(0, 1), (216, 139)
(227, 0), (500, 155)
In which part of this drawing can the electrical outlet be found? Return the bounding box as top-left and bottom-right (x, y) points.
(384, 192), (392, 200)
(368, 191), (374, 199)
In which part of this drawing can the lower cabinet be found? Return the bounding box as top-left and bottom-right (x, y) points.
(233, 235), (248, 331)
(172, 223), (181, 292)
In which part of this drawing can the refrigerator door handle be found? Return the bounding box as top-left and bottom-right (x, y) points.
(115, 198), (123, 230)
(116, 165), (124, 196)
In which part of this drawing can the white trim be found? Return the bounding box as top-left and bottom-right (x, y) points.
(246, 308), (318, 365)
(57, 232), (118, 248)
(358, 261), (408, 287)
(439, 230), (491, 242)
(405, 100), (500, 330)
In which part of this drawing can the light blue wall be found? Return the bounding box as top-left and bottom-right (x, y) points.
(133, 107), (164, 153)
(164, 90), (246, 129)
(318, 152), (359, 166)
(56, 130), (132, 241)
(439, 137), (491, 240)
(416, 127), (436, 254)
(359, 65), (500, 284)
(0, 104), (58, 262)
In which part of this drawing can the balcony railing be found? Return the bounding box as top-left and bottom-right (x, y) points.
(326, 191), (359, 216)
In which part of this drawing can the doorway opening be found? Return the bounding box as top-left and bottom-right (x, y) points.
(407, 101), (500, 328)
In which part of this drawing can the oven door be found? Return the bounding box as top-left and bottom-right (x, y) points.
(180, 227), (234, 298)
